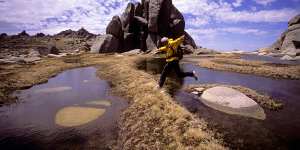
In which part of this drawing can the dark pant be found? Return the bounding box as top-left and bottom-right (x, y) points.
(159, 60), (194, 87)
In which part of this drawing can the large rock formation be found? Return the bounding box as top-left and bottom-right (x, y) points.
(92, 0), (197, 53)
(261, 14), (300, 57)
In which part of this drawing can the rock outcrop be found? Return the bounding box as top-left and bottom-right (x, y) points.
(35, 33), (45, 37)
(0, 33), (7, 39)
(90, 34), (119, 53)
(260, 14), (300, 58)
(92, 0), (197, 53)
(17, 30), (30, 37)
(55, 28), (95, 39)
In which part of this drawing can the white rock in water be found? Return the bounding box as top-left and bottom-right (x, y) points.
(86, 100), (112, 106)
(200, 86), (266, 120)
(191, 91), (199, 95)
(194, 87), (205, 92)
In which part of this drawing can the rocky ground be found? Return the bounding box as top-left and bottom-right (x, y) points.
(0, 28), (95, 64)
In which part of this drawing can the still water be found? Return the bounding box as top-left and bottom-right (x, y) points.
(0, 67), (127, 150)
(177, 63), (300, 149)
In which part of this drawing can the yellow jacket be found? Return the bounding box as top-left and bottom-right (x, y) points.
(158, 36), (184, 62)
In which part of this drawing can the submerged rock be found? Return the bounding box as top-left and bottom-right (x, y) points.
(34, 86), (72, 93)
(86, 100), (112, 106)
(55, 106), (106, 127)
(200, 86), (266, 120)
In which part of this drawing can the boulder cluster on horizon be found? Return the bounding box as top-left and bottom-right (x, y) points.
(259, 14), (300, 60)
(91, 0), (197, 53)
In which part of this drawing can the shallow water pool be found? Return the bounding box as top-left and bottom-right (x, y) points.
(0, 67), (127, 149)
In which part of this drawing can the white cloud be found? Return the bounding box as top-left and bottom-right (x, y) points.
(218, 27), (267, 35)
(173, 0), (298, 23)
(232, 0), (243, 7)
(0, 0), (138, 34)
(253, 0), (277, 6)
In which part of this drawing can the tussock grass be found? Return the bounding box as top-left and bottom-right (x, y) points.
(198, 58), (300, 79)
(96, 56), (227, 149)
(0, 54), (227, 149)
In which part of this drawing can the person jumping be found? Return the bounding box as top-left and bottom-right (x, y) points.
(157, 35), (198, 88)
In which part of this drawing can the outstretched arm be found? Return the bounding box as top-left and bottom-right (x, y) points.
(158, 46), (167, 52)
(171, 35), (185, 47)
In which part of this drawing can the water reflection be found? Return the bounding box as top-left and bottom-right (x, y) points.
(177, 63), (300, 149)
(0, 67), (127, 149)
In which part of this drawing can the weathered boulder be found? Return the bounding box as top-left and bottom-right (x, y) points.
(106, 16), (123, 40)
(36, 46), (60, 55)
(184, 31), (197, 49)
(158, 0), (172, 36)
(123, 33), (137, 51)
(148, 0), (164, 33)
(169, 4), (185, 37)
(93, 0), (197, 53)
(200, 86), (266, 120)
(134, 2), (143, 17)
(288, 14), (300, 27)
(91, 34), (119, 53)
(281, 29), (300, 54)
(146, 33), (160, 50)
(142, 0), (149, 19)
(134, 16), (148, 26)
(266, 14), (300, 56)
(121, 3), (135, 33)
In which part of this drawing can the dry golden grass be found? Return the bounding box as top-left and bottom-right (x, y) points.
(198, 58), (300, 79)
(184, 84), (283, 110)
(0, 54), (227, 149)
(95, 55), (227, 149)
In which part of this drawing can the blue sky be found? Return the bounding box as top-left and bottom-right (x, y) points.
(0, 0), (299, 51)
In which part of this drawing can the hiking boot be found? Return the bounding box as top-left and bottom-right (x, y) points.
(193, 70), (198, 80)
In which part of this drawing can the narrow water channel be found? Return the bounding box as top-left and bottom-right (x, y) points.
(176, 63), (300, 149)
(0, 67), (128, 150)
(136, 57), (300, 149)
